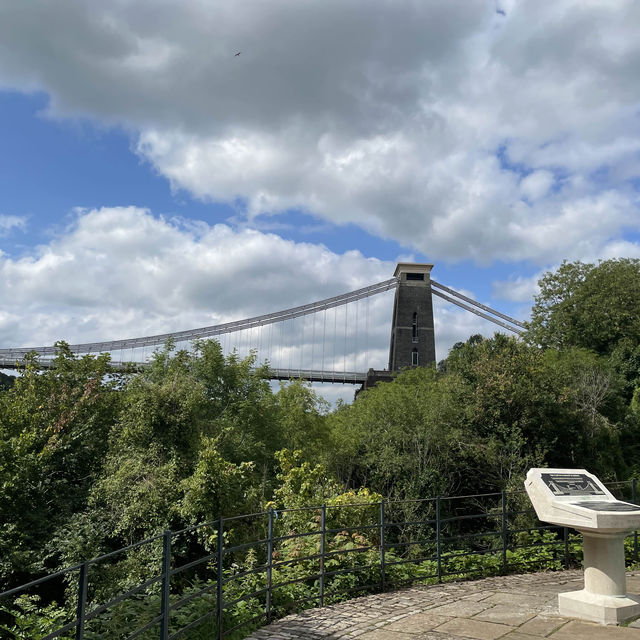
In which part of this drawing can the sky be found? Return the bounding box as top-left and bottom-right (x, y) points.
(1, 0), (640, 402)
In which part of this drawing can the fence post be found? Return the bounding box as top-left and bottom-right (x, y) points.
(266, 509), (274, 622)
(436, 496), (442, 583)
(379, 500), (386, 592)
(160, 530), (172, 640)
(319, 505), (326, 607)
(501, 491), (507, 572)
(75, 562), (89, 640)
(564, 527), (569, 569)
(216, 516), (224, 640)
(633, 479), (638, 563)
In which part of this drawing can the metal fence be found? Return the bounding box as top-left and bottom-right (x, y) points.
(1, 480), (638, 640)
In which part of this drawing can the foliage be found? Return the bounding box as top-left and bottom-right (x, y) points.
(326, 366), (468, 501)
(0, 595), (71, 640)
(274, 380), (329, 457)
(0, 345), (122, 585)
(526, 258), (640, 355)
(3, 255), (640, 637)
(525, 259), (640, 403)
(327, 333), (636, 504)
(180, 437), (255, 526)
(0, 370), (14, 390)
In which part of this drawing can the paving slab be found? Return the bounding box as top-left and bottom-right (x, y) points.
(385, 612), (453, 633)
(428, 600), (493, 617)
(433, 617), (513, 640)
(551, 619), (640, 638)
(501, 634), (553, 640)
(481, 593), (551, 608)
(358, 631), (416, 639)
(246, 570), (640, 639)
(461, 591), (495, 602)
(472, 604), (536, 626)
(514, 615), (567, 636)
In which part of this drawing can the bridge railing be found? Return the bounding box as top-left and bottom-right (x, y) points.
(1, 481), (638, 640)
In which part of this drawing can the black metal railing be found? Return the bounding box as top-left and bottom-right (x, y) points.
(1, 480), (638, 640)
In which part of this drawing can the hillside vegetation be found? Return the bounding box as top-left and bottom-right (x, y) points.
(1, 258), (640, 634)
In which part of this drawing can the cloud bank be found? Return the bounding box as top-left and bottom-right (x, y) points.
(0, 1), (639, 264)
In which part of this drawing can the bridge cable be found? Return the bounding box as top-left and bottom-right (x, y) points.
(431, 280), (525, 328)
(0, 277), (399, 360)
(321, 308), (326, 375)
(430, 288), (523, 335)
(355, 298), (359, 373)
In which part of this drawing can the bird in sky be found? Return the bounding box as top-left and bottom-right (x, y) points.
(235, 51), (241, 56)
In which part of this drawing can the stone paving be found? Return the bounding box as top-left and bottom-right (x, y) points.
(247, 570), (640, 639)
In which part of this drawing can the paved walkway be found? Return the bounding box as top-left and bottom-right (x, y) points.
(247, 570), (640, 639)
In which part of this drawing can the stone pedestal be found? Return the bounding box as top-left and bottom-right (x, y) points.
(558, 532), (640, 624)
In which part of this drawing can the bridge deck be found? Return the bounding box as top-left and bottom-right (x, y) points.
(0, 359), (366, 384)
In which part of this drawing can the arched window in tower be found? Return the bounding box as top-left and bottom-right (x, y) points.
(412, 312), (418, 343)
(412, 348), (419, 366)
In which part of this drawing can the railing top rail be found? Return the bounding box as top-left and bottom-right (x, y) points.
(1, 478), (633, 603)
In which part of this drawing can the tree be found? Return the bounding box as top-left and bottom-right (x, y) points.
(447, 334), (629, 481)
(326, 332), (633, 512)
(0, 345), (122, 588)
(526, 259), (640, 403)
(526, 259), (640, 356)
(79, 342), (276, 542)
(326, 366), (469, 501)
(274, 379), (329, 457)
(0, 370), (14, 390)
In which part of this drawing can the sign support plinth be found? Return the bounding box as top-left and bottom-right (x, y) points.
(558, 531), (640, 624)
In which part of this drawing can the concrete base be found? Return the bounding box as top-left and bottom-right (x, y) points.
(559, 589), (640, 625)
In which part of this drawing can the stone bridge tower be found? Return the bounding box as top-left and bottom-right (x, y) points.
(388, 263), (435, 371)
(360, 263), (435, 393)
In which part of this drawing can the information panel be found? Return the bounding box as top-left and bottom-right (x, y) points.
(572, 501), (640, 512)
(540, 472), (605, 497)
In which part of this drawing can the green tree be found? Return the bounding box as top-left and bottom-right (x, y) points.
(180, 437), (255, 525)
(62, 341), (283, 565)
(526, 259), (640, 357)
(327, 333), (632, 508)
(274, 379), (329, 456)
(0, 370), (14, 390)
(448, 334), (629, 481)
(0, 345), (122, 588)
(526, 259), (640, 405)
(326, 366), (468, 501)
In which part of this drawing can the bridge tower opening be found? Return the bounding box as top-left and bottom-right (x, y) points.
(388, 263), (436, 371)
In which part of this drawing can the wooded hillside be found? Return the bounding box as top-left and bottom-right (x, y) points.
(1, 258), (639, 607)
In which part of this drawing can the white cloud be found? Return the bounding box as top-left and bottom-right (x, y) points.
(599, 240), (640, 260)
(520, 171), (554, 201)
(0, 214), (26, 235)
(0, 207), (393, 345)
(492, 274), (541, 303)
(0, 2), (639, 264)
(492, 232), (640, 304)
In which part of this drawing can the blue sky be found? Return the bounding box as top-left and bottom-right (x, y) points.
(1, 1), (639, 401)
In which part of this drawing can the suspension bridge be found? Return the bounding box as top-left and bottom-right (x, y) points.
(0, 264), (524, 386)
